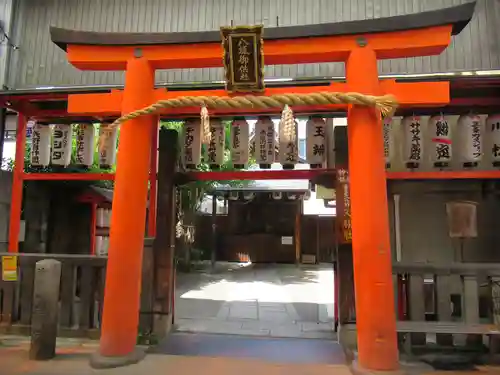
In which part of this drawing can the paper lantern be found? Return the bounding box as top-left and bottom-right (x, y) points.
(30, 123), (51, 166)
(182, 119), (203, 169)
(74, 124), (95, 166)
(457, 115), (482, 168)
(254, 116), (275, 168)
(486, 115), (500, 167)
(206, 119), (225, 167)
(228, 191), (239, 200)
(279, 105), (298, 169)
(98, 125), (118, 168)
(306, 117), (327, 168)
(428, 115), (452, 168)
(401, 116), (423, 169)
(272, 192), (282, 200)
(231, 119), (250, 168)
(243, 192), (255, 201)
(51, 124), (73, 166)
(383, 117), (394, 169)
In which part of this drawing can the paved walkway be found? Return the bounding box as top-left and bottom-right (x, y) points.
(174, 263), (336, 339)
(0, 333), (347, 375)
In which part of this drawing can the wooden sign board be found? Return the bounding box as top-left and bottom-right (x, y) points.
(336, 168), (352, 244)
(220, 25), (265, 93)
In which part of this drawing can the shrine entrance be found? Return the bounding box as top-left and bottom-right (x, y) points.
(5, 2), (475, 371)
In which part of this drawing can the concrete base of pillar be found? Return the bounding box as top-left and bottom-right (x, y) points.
(153, 312), (174, 340)
(89, 347), (146, 369)
(338, 323), (358, 351)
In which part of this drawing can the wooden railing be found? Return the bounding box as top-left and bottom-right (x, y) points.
(0, 253), (107, 338)
(393, 262), (500, 353)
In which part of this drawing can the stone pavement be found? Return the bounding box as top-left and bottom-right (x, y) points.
(174, 262), (336, 339)
(0, 333), (349, 375)
(2, 335), (500, 375)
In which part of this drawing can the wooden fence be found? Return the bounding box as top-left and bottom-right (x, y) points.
(0, 253), (107, 338)
(393, 262), (500, 353)
(3, 251), (500, 354)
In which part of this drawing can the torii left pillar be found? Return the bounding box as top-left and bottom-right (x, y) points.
(90, 57), (156, 368)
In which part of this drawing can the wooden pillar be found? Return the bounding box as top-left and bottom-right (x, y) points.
(337, 244), (355, 325)
(8, 113), (27, 253)
(211, 194), (217, 269)
(151, 128), (178, 335)
(92, 57), (155, 368)
(89, 203), (97, 255)
(147, 120), (159, 237)
(295, 201), (301, 265)
(0, 108), (6, 163)
(315, 216), (320, 264)
(346, 46), (399, 371)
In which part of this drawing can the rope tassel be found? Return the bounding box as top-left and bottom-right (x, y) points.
(200, 106), (211, 145)
(280, 104), (296, 144)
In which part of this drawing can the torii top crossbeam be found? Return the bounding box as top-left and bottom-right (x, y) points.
(43, 2), (475, 372)
(49, 2), (475, 117)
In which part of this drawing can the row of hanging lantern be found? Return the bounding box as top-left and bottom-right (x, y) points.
(29, 123), (118, 168)
(223, 190), (308, 201)
(182, 105), (328, 170)
(395, 114), (500, 169)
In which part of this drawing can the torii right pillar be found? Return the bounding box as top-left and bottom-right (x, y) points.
(345, 43), (398, 371)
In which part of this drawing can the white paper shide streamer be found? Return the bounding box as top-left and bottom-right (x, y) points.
(457, 115), (482, 167)
(429, 115), (452, 167)
(99, 124), (118, 168)
(254, 116), (275, 166)
(306, 117), (327, 168)
(51, 124), (73, 166)
(30, 123), (51, 166)
(401, 116), (423, 168)
(487, 114), (500, 167)
(182, 119), (203, 168)
(279, 105), (298, 167)
(75, 124), (96, 166)
(383, 117), (393, 168)
(207, 119), (225, 166)
(231, 119), (250, 168)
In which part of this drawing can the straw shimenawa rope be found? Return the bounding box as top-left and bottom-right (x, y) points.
(107, 92), (398, 131)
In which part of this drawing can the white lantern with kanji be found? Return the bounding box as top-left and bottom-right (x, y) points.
(383, 117), (394, 169)
(487, 115), (500, 167)
(51, 124), (73, 166)
(30, 123), (51, 166)
(306, 117), (327, 168)
(401, 116), (423, 169)
(457, 115), (482, 167)
(75, 124), (95, 166)
(98, 125), (118, 168)
(182, 119), (203, 168)
(231, 118), (250, 168)
(428, 115), (452, 167)
(207, 119), (225, 167)
(254, 116), (275, 167)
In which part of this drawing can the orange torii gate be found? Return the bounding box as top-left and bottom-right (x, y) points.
(49, 2), (475, 371)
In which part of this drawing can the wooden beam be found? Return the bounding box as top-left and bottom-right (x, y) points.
(67, 81), (450, 117)
(65, 26), (452, 71)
